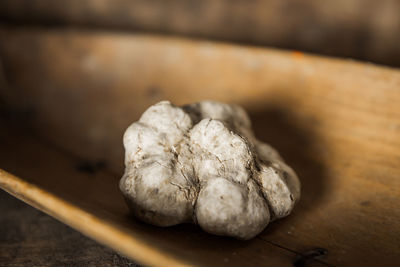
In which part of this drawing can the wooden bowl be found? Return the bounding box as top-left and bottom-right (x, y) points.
(1, 28), (399, 266)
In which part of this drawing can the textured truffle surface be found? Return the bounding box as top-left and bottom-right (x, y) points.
(120, 100), (300, 239)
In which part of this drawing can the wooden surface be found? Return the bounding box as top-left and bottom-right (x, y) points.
(1, 0), (400, 67)
(1, 28), (400, 266)
(0, 189), (137, 266)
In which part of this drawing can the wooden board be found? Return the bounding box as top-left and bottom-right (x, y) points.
(0, 127), (316, 267)
(1, 0), (400, 67)
(1, 28), (400, 266)
(0, 189), (137, 266)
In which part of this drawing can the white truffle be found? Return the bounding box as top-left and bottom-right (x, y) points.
(120, 100), (300, 240)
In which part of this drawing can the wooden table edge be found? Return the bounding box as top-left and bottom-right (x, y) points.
(0, 168), (192, 267)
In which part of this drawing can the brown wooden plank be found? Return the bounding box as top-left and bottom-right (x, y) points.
(1, 28), (400, 266)
(0, 189), (137, 266)
(0, 127), (311, 267)
(1, 0), (400, 67)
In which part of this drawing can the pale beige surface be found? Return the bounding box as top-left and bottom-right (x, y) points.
(1, 29), (400, 266)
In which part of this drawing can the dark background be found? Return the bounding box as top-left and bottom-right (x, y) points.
(1, 0), (400, 68)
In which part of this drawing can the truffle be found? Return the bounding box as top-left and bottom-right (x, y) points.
(120, 100), (300, 239)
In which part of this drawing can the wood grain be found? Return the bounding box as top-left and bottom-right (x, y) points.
(1, 0), (400, 67)
(0, 127), (308, 267)
(1, 28), (400, 266)
(0, 190), (137, 266)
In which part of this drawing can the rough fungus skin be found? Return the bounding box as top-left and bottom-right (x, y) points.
(120, 100), (301, 240)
